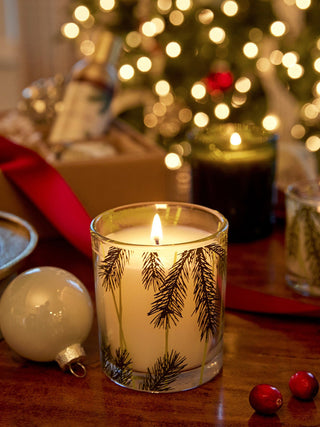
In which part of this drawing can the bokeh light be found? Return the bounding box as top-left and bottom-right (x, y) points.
(137, 56), (152, 72)
(151, 17), (166, 34)
(80, 39), (95, 56)
(287, 64), (304, 79)
(235, 77), (251, 93)
(282, 52), (299, 68)
(169, 10), (184, 26)
(126, 31), (142, 48)
(165, 152), (182, 170)
(270, 21), (286, 37)
(166, 42), (182, 58)
(119, 64), (135, 81)
(291, 124), (306, 139)
(221, 0), (238, 17)
(176, 0), (193, 11)
(155, 80), (171, 96)
(74, 6), (90, 22)
(262, 114), (279, 131)
(270, 50), (283, 65)
(214, 103), (230, 119)
(295, 0), (311, 10)
(141, 21), (157, 37)
(198, 9), (214, 24)
(191, 82), (206, 100)
(179, 108), (193, 123)
(157, 0), (172, 13)
(194, 112), (209, 127)
(243, 42), (258, 58)
(61, 23), (80, 39)
(306, 135), (320, 152)
(209, 27), (226, 44)
(100, 0), (115, 11)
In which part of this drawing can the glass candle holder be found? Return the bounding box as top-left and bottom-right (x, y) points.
(285, 179), (320, 297)
(90, 202), (228, 393)
(189, 123), (277, 242)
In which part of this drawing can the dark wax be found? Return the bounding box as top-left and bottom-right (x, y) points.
(192, 155), (276, 242)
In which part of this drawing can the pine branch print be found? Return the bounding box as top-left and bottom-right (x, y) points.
(192, 247), (221, 341)
(102, 344), (133, 386)
(302, 208), (320, 287)
(140, 350), (187, 392)
(286, 208), (304, 258)
(99, 246), (131, 291)
(148, 249), (194, 329)
(142, 252), (166, 292)
(203, 243), (227, 277)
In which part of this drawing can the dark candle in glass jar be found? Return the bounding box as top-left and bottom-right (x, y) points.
(190, 123), (277, 242)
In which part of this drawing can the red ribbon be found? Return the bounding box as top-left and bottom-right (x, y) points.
(226, 285), (320, 317)
(0, 135), (92, 257)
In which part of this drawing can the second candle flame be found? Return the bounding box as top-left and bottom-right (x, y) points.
(230, 132), (242, 146)
(151, 213), (163, 245)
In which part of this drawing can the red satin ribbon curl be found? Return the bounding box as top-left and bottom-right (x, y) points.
(0, 135), (92, 257)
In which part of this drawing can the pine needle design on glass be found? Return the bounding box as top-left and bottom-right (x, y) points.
(147, 248), (192, 330)
(148, 243), (225, 339)
(102, 344), (132, 386)
(99, 242), (225, 391)
(142, 251), (166, 292)
(140, 350), (187, 392)
(99, 246), (131, 292)
(287, 206), (320, 287)
(99, 246), (133, 385)
(193, 245), (222, 341)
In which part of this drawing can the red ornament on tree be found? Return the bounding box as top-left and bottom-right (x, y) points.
(203, 71), (233, 96)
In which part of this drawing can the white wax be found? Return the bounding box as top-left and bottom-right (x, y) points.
(96, 224), (219, 373)
(108, 224), (210, 245)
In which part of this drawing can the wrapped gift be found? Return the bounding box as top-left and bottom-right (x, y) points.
(0, 117), (175, 239)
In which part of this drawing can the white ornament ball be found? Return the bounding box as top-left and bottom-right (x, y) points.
(0, 267), (93, 368)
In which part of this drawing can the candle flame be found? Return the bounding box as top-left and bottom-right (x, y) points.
(230, 132), (242, 146)
(151, 213), (163, 245)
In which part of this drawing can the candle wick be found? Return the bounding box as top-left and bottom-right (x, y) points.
(154, 237), (160, 245)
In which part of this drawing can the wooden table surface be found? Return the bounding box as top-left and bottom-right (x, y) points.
(1, 225), (320, 426)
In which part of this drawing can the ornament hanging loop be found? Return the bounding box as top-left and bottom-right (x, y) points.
(68, 361), (87, 378)
(56, 343), (87, 377)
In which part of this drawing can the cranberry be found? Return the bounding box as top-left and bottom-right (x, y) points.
(289, 371), (319, 401)
(249, 384), (283, 415)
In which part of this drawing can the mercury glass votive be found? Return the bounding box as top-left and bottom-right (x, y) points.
(189, 123), (277, 242)
(90, 202), (228, 393)
(285, 179), (320, 296)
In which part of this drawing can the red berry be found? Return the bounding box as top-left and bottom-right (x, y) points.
(249, 384), (283, 415)
(289, 371), (319, 400)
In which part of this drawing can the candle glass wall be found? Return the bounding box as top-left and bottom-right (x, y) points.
(190, 123), (277, 242)
(91, 202), (228, 393)
(285, 179), (320, 296)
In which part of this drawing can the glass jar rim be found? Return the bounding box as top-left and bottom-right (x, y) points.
(286, 178), (320, 206)
(191, 123), (277, 145)
(90, 201), (228, 248)
(189, 123), (277, 162)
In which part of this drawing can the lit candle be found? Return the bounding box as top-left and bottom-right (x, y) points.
(91, 202), (228, 393)
(190, 123), (277, 242)
(151, 213), (162, 245)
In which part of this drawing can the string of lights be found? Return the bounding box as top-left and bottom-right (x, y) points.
(60, 0), (320, 162)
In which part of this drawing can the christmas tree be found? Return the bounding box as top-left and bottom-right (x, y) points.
(61, 0), (320, 163)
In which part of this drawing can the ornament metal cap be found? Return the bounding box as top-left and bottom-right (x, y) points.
(56, 343), (87, 377)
